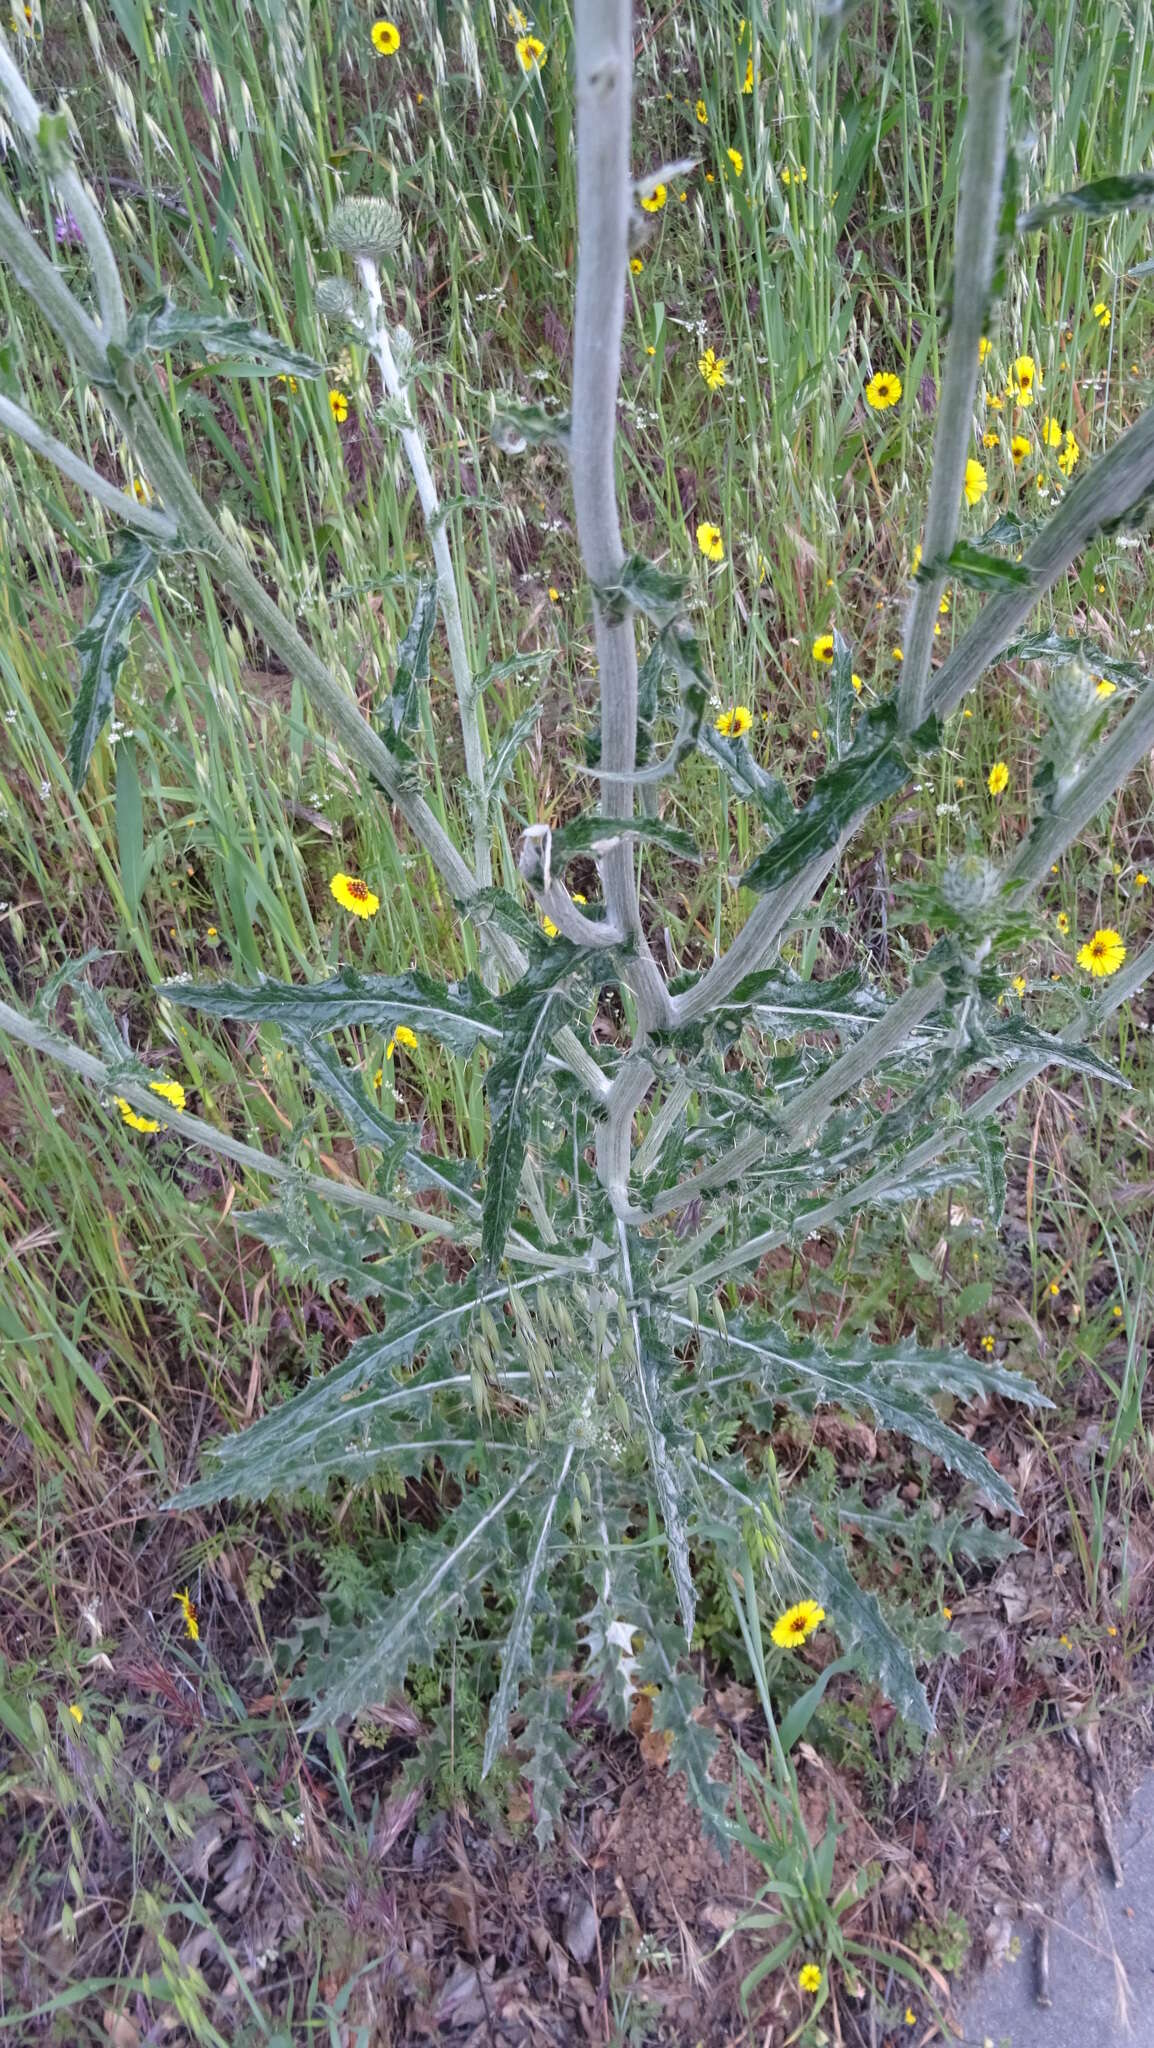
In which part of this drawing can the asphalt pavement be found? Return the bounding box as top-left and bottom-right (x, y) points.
(961, 1774), (1154, 2046)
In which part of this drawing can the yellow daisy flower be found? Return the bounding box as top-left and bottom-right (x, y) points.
(698, 346), (727, 390)
(640, 183), (667, 212)
(115, 1078), (187, 1132)
(1012, 975), (1026, 996)
(1009, 432), (1030, 466)
(370, 18), (400, 55)
(1092, 300), (1111, 328)
(69, 1703), (84, 1725)
(865, 370), (902, 410)
(987, 760), (1009, 795)
(963, 458), (988, 505)
(986, 392), (1004, 409)
(696, 520), (725, 562)
(812, 633), (834, 664)
(1010, 353), (1038, 403)
(1055, 911), (1070, 934)
(695, 98), (708, 124)
(328, 388), (349, 423)
(727, 146), (744, 176)
(515, 33), (547, 71)
(981, 1333), (996, 1352)
(385, 1023), (418, 1058)
(715, 705), (752, 737)
(743, 57), (754, 92)
(983, 430), (999, 448)
(1095, 677), (1116, 697)
(1077, 928), (1126, 978)
(330, 871), (380, 917)
(174, 1587), (200, 1642)
(780, 164), (806, 184)
(1058, 430), (1079, 476)
(1041, 416), (1063, 448)
(630, 256), (643, 275)
(771, 1598), (825, 1648)
(798, 1964), (824, 1995)
(978, 336), (991, 361)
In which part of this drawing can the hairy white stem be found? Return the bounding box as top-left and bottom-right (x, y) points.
(595, 1057), (654, 1219)
(898, 1), (1017, 733)
(357, 254), (492, 896)
(571, 0), (672, 1035)
(0, 391), (179, 541)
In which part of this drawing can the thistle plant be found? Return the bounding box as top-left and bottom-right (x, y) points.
(2, 2), (1154, 1847)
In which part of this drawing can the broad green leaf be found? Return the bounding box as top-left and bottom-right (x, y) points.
(956, 1279), (994, 1316)
(547, 812), (701, 868)
(162, 967), (502, 1055)
(239, 1199), (413, 1305)
(918, 540), (1034, 592)
(124, 293), (325, 377)
(483, 948), (583, 1269)
(381, 578), (437, 740)
(783, 1509), (932, 1730)
(482, 1446), (573, 1777)
(68, 535), (158, 788)
(777, 1653), (858, 1754)
(1018, 172), (1154, 232)
(741, 704), (935, 894)
(473, 649), (552, 696)
(596, 553), (686, 628)
(700, 727), (794, 829)
(170, 1274), (534, 1505)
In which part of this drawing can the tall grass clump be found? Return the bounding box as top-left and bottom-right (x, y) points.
(2, 0), (1153, 1847)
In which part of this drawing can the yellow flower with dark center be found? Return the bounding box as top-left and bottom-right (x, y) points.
(1095, 677), (1116, 697)
(1055, 911), (1070, 934)
(1041, 416), (1063, 448)
(987, 392), (1004, 410)
(630, 256), (643, 275)
(698, 346), (727, 390)
(1058, 430), (1079, 476)
(696, 520), (725, 562)
(743, 57), (754, 91)
(515, 33), (547, 70)
(963, 458), (988, 504)
(1093, 300), (1111, 328)
(1077, 927), (1126, 978)
(371, 19), (400, 55)
(987, 760), (1009, 795)
(386, 1022), (418, 1058)
(727, 147), (744, 176)
(1135, 871), (1148, 887)
(330, 871), (380, 917)
(640, 183), (667, 212)
(131, 476), (153, 504)
(507, 5), (527, 26)
(798, 1964), (824, 1995)
(1011, 353), (1037, 402)
(695, 98), (708, 124)
(983, 430), (999, 447)
(812, 633), (834, 664)
(174, 1588), (200, 1642)
(715, 705), (752, 737)
(1009, 433), (1030, 465)
(865, 370), (902, 410)
(781, 164), (806, 184)
(771, 1598), (825, 1648)
(329, 388), (349, 423)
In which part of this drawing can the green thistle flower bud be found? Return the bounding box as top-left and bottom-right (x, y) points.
(1048, 656), (1099, 739)
(327, 196), (402, 262)
(315, 277), (356, 319)
(941, 852), (1000, 915)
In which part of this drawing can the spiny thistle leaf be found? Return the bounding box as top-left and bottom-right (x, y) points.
(518, 1673), (581, 1849)
(381, 577), (437, 743)
(482, 1446), (573, 1778)
(238, 1200), (413, 1305)
(69, 535), (158, 788)
(1018, 171), (1154, 232)
(782, 1509), (933, 1730)
(483, 962), (579, 1271)
(637, 1330), (697, 1641)
(287, 1031), (480, 1209)
(123, 294), (325, 377)
(546, 812), (701, 868)
(700, 726), (794, 830)
(741, 703), (937, 894)
(161, 967), (502, 1055)
(169, 1275), (537, 1506)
